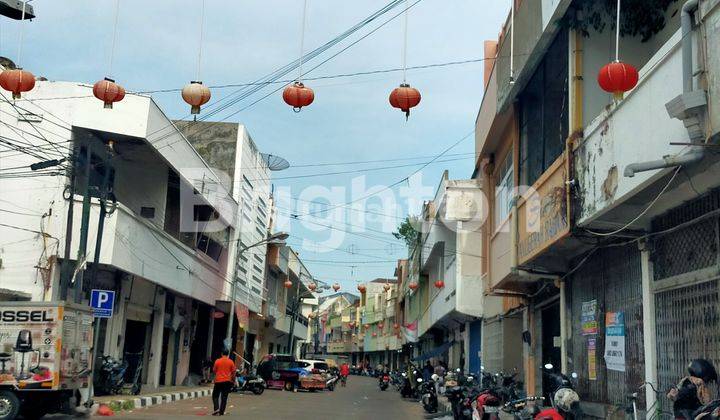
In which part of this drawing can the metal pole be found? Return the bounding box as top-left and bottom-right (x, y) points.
(74, 145), (92, 304)
(60, 148), (77, 300)
(89, 154), (111, 288)
(89, 316), (101, 399)
(286, 278), (300, 354)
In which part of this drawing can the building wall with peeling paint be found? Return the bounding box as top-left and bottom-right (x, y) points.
(574, 30), (689, 227)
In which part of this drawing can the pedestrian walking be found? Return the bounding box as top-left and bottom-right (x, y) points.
(340, 362), (350, 387)
(212, 349), (236, 416)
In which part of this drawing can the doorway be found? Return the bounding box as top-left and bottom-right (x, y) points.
(540, 302), (561, 401)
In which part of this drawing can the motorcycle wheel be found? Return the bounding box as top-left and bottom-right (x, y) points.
(132, 383), (142, 396)
(252, 385), (265, 395)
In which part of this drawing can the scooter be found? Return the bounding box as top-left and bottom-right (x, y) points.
(96, 355), (127, 395)
(537, 364), (581, 419)
(420, 374), (439, 413)
(233, 369), (265, 395)
(378, 373), (390, 391)
(400, 370), (419, 399)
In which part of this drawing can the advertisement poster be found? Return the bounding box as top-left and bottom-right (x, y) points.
(588, 338), (597, 380)
(581, 299), (598, 335)
(604, 312), (626, 372)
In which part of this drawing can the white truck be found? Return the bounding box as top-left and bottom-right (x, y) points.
(0, 301), (94, 420)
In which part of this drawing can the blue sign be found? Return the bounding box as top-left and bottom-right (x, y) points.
(90, 289), (115, 318)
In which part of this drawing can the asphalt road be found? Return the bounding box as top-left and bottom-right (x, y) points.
(113, 376), (426, 420)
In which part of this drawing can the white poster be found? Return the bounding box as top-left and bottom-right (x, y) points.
(604, 312), (626, 372)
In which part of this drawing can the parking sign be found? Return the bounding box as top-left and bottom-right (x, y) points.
(90, 289), (115, 318)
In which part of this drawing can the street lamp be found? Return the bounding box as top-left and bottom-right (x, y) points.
(224, 231), (289, 351)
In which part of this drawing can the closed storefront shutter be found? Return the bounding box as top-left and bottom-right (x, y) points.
(568, 244), (645, 408)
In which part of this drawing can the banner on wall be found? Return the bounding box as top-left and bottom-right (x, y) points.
(581, 299), (598, 335)
(604, 312), (626, 372)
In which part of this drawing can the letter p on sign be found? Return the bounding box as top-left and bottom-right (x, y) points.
(91, 289), (115, 318)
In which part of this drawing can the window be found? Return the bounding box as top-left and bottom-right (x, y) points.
(494, 150), (514, 229)
(519, 29), (569, 186)
(243, 175), (254, 191)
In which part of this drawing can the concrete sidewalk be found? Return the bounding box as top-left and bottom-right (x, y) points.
(95, 384), (213, 412)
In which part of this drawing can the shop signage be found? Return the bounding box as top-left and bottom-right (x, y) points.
(604, 312), (626, 372)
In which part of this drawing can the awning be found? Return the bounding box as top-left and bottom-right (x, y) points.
(412, 340), (456, 362)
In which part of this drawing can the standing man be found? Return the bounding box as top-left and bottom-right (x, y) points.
(340, 362), (350, 387)
(212, 349), (236, 416)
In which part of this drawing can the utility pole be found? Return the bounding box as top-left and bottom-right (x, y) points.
(225, 232), (289, 352)
(73, 144), (92, 304)
(88, 149), (113, 288)
(59, 148), (77, 300)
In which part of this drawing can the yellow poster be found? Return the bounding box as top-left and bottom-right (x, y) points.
(588, 338), (597, 381)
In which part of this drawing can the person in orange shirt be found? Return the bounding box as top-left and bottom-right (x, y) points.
(212, 349), (236, 416)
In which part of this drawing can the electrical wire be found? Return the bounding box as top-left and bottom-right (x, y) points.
(583, 166), (682, 237)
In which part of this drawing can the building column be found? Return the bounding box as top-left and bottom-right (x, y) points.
(206, 310), (215, 360)
(640, 241), (658, 410)
(559, 279), (568, 374)
(147, 288), (166, 390)
(105, 275), (131, 359)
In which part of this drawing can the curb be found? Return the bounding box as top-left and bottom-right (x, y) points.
(104, 388), (212, 412)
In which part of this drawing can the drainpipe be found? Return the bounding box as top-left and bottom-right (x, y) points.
(681, 0), (699, 94)
(624, 149), (704, 177)
(623, 0), (706, 178)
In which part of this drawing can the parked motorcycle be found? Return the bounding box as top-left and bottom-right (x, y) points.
(538, 364), (581, 419)
(326, 372), (338, 391)
(233, 369), (266, 395)
(378, 372), (391, 391)
(420, 374), (439, 413)
(96, 353), (143, 396)
(400, 369), (420, 399)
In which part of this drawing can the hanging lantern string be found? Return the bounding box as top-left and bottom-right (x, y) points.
(298, 0), (309, 82)
(401, 0), (408, 83)
(108, 0), (121, 77)
(16, 1), (27, 67)
(615, 0), (621, 62)
(197, 0), (206, 81)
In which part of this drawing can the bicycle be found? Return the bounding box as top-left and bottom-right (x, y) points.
(628, 382), (674, 420)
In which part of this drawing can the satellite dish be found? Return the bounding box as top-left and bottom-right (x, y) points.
(261, 153), (290, 171)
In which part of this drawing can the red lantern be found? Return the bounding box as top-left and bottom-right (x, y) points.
(378, 322), (384, 329)
(282, 81), (314, 111)
(383, 283), (391, 292)
(393, 323), (400, 330)
(598, 61), (639, 100)
(364, 324), (370, 330)
(332, 283), (341, 292)
(181, 80), (211, 115)
(284, 280), (293, 289)
(372, 332), (377, 337)
(408, 282), (419, 291)
(308, 283), (317, 291)
(0, 69), (35, 99)
(357, 284), (366, 294)
(389, 83), (421, 119)
(93, 77), (125, 109)
(434, 280), (445, 289)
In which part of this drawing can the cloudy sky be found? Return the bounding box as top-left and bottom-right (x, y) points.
(3, 0), (507, 293)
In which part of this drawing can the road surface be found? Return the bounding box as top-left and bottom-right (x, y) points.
(114, 376), (425, 420)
